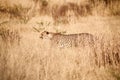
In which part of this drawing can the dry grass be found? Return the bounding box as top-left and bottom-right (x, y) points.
(0, 0), (120, 80)
(0, 0), (120, 23)
(0, 16), (120, 80)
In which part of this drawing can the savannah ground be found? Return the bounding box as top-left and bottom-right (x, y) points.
(0, 0), (120, 80)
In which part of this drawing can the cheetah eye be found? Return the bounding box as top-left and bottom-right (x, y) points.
(46, 32), (49, 34)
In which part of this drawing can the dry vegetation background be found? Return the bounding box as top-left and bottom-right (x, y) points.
(0, 0), (120, 80)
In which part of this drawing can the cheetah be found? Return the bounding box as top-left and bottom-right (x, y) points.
(40, 31), (95, 49)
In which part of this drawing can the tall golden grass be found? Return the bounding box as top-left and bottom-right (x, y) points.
(0, 30), (120, 80)
(0, 0), (120, 23)
(0, 0), (120, 80)
(0, 17), (120, 80)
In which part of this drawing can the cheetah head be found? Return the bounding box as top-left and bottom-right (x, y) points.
(40, 31), (53, 39)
